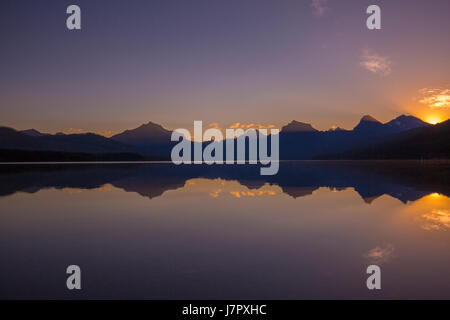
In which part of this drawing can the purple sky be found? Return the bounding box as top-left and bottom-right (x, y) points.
(1, 0), (449, 135)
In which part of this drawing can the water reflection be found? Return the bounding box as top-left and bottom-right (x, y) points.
(421, 209), (450, 231)
(401, 192), (450, 231)
(0, 161), (448, 203)
(0, 161), (449, 299)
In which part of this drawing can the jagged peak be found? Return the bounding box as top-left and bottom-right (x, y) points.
(390, 114), (425, 123)
(118, 121), (170, 134)
(111, 120), (172, 141)
(20, 129), (45, 137)
(360, 115), (380, 123)
(141, 121), (165, 128)
(282, 120), (318, 132)
(139, 121), (170, 131)
(385, 114), (429, 128)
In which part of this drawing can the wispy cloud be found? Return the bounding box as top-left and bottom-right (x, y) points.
(311, 0), (328, 17)
(208, 122), (220, 129)
(229, 190), (276, 198)
(64, 128), (115, 137)
(65, 128), (85, 134)
(421, 209), (450, 231)
(418, 88), (450, 109)
(209, 188), (222, 198)
(360, 48), (392, 76)
(228, 122), (275, 130)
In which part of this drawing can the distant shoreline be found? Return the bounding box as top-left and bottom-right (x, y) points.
(1, 159), (449, 165)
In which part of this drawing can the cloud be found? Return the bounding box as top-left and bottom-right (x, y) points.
(64, 128), (115, 137)
(228, 123), (275, 130)
(230, 191), (241, 198)
(209, 188), (222, 198)
(229, 122), (241, 129)
(421, 209), (450, 231)
(95, 130), (115, 137)
(229, 190), (276, 198)
(65, 128), (85, 134)
(418, 88), (450, 109)
(360, 48), (392, 76)
(364, 244), (395, 265)
(311, 0), (328, 17)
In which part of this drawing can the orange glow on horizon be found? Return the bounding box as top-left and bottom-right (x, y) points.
(424, 115), (443, 125)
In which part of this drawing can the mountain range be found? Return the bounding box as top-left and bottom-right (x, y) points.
(0, 115), (448, 161)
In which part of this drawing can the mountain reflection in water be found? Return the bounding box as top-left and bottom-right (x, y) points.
(0, 161), (449, 299)
(0, 161), (448, 203)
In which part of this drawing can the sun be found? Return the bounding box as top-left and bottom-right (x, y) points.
(425, 115), (442, 125)
(429, 193), (442, 198)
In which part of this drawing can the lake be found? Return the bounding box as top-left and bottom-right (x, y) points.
(0, 161), (449, 299)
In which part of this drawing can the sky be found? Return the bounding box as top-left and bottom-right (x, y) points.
(0, 0), (449, 135)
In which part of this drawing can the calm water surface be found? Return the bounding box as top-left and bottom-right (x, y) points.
(0, 161), (449, 299)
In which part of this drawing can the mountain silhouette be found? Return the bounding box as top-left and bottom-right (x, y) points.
(318, 119), (450, 159)
(281, 120), (318, 133)
(353, 115), (384, 134)
(20, 129), (47, 137)
(383, 115), (429, 133)
(111, 121), (172, 146)
(0, 127), (159, 160)
(0, 114), (445, 161)
(353, 114), (429, 136)
(279, 114), (434, 159)
(111, 121), (173, 157)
